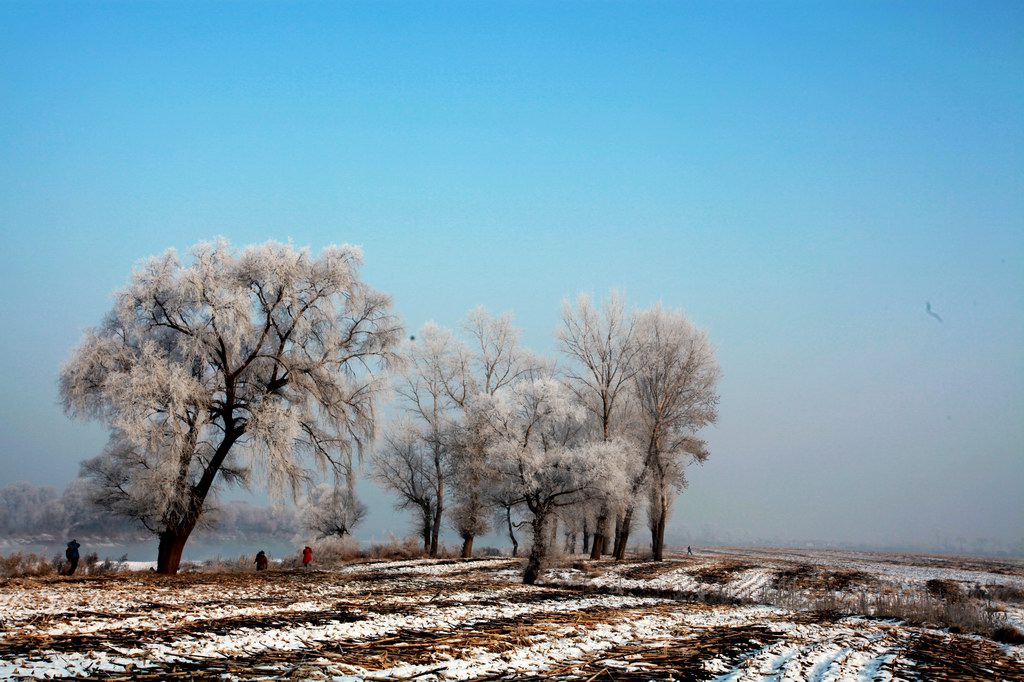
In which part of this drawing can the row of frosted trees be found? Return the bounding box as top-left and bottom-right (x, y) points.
(372, 297), (719, 583)
(60, 240), (718, 580)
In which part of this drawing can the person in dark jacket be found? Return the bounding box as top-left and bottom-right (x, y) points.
(302, 546), (312, 570)
(65, 539), (81, 575)
(255, 550), (269, 571)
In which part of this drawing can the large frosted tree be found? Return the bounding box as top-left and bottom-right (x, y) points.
(393, 323), (463, 557)
(558, 292), (642, 560)
(477, 376), (627, 584)
(60, 239), (401, 574)
(633, 304), (720, 561)
(445, 308), (537, 558)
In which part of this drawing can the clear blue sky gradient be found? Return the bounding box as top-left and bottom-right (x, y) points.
(1, 1), (1021, 552)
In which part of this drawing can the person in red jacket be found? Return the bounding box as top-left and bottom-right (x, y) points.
(302, 545), (312, 570)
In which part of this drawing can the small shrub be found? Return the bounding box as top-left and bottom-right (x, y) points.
(568, 560), (603, 578)
(992, 625), (1024, 645)
(474, 546), (505, 557)
(984, 583), (1024, 603)
(363, 536), (424, 561)
(82, 552), (100, 573)
(926, 578), (963, 602)
(773, 564), (815, 589)
(88, 554), (128, 576)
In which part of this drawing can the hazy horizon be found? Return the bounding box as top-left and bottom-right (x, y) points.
(1, 2), (1021, 557)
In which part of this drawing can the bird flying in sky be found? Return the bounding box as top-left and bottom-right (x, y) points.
(926, 301), (943, 323)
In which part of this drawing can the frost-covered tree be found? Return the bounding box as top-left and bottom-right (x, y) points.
(394, 323), (463, 556)
(371, 421), (437, 552)
(60, 239), (401, 573)
(445, 420), (492, 558)
(633, 305), (720, 561)
(477, 377), (627, 584)
(444, 308), (538, 558)
(302, 484), (367, 540)
(558, 292), (643, 560)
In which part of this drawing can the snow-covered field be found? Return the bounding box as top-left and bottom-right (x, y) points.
(1, 548), (1022, 680)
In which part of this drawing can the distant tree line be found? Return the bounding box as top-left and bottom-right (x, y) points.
(0, 481), (303, 543)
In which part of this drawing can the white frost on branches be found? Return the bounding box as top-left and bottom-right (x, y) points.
(475, 376), (635, 583)
(301, 485), (367, 540)
(633, 303), (720, 560)
(60, 239), (400, 571)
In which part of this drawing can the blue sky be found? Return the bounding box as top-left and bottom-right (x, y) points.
(1, 1), (1022, 553)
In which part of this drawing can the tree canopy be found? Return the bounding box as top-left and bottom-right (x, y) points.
(60, 239), (401, 573)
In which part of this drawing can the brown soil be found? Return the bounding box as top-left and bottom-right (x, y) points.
(618, 560), (690, 581)
(773, 564), (876, 591)
(693, 560), (757, 584)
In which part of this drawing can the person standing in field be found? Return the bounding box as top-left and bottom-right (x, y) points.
(65, 539), (81, 575)
(302, 546), (312, 570)
(255, 550), (269, 571)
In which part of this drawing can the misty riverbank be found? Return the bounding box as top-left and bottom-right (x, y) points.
(0, 536), (306, 563)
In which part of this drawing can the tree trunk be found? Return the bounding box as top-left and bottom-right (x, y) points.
(156, 428), (239, 575)
(612, 513), (624, 559)
(589, 511), (607, 560)
(523, 513), (548, 585)
(431, 468), (443, 558)
(461, 534), (474, 559)
(651, 514), (666, 561)
(156, 524), (196, 575)
(651, 494), (668, 561)
(422, 508), (432, 554)
(505, 506), (519, 557)
(582, 520), (590, 555)
(614, 506), (635, 561)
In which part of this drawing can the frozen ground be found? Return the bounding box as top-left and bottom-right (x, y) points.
(1, 547), (1022, 680)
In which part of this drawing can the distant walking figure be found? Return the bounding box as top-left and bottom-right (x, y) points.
(302, 546), (313, 570)
(255, 550), (269, 571)
(687, 545), (693, 556)
(65, 539), (81, 575)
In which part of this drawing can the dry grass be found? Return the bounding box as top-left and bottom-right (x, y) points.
(693, 560), (757, 584)
(0, 551), (127, 577)
(545, 555), (1024, 644)
(0, 551), (54, 577)
(983, 583), (1024, 603)
(762, 578), (1017, 642)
